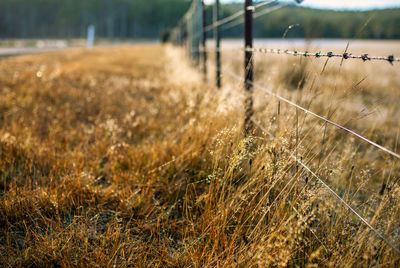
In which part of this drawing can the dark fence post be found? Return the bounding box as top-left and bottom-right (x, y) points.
(186, 15), (191, 58)
(179, 21), (183, 46)
(182, 20), (187, 48)
(193, 0), (203, 66)
(214, 0), (221, 88)
(202, 1), (207, 81)
(187, 5), (195, 61)
(191, 3), (197, 64)
(244, 0), (254, 134)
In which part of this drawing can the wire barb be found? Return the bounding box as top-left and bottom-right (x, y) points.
(361, 54), (370, 61)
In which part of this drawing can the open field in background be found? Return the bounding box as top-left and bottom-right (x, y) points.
(0, 38), (159, 48)
(0, 43), (399, 266)
(0, 39), (158, 57)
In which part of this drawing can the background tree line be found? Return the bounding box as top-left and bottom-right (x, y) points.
(0, 0), (399, 40)
(225, 5), (400, 39)
(0, 0), (191, 39)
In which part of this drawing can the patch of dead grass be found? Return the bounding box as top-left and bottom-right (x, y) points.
(0, 43), (399, 266)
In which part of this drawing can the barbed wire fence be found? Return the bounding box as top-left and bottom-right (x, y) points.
(170, 0), (400, 255)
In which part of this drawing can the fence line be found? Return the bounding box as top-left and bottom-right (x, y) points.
(225, 70), (400, 160)
(250, 118), (400, 255)
(170, 0), (400, 255)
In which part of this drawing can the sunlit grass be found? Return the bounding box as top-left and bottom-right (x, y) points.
(0, 43), (399, 266)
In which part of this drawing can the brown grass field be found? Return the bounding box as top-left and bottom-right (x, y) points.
(0, 42), (399, 266)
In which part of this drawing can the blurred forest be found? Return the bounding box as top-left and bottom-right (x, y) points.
(0, 0), (191, 38)
(0, 0), (399, 39)
(248, 6), (400, 39)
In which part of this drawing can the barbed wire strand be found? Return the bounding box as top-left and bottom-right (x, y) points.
(204, 9), (244, 32)
(189, 1), (291, 44)
(204, 0), (278, 33)
(193, 47), (399, 64)
(224, 70), (400, 160)
(250, 117), (400, 255)
(188, 2), (289, 42)
(254, 0), (279, 9)
(247, 47), (400, 64)
(220, 4), (288, 32)
(254, 3), (289, 19)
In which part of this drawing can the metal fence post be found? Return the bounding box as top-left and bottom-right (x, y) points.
(178, 21), (183, 46)
(244, 0), (254, 134)
(214, 0), (221, 88)
(191, 11), (196, 61)
(182, 20), (187, 47)
(202, 1), (207, 81)
(186, 15), (192, 58)
(192, 0), (203, 66)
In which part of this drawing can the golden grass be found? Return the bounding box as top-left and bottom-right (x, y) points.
(0, 43), (399, 266)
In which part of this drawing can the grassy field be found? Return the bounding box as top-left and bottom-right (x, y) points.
(0, 43), (399, 266)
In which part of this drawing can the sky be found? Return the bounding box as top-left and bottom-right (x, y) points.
(204, 0), (400, 10)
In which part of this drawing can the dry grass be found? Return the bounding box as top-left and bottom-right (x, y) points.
(0, 43), (399, 266)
